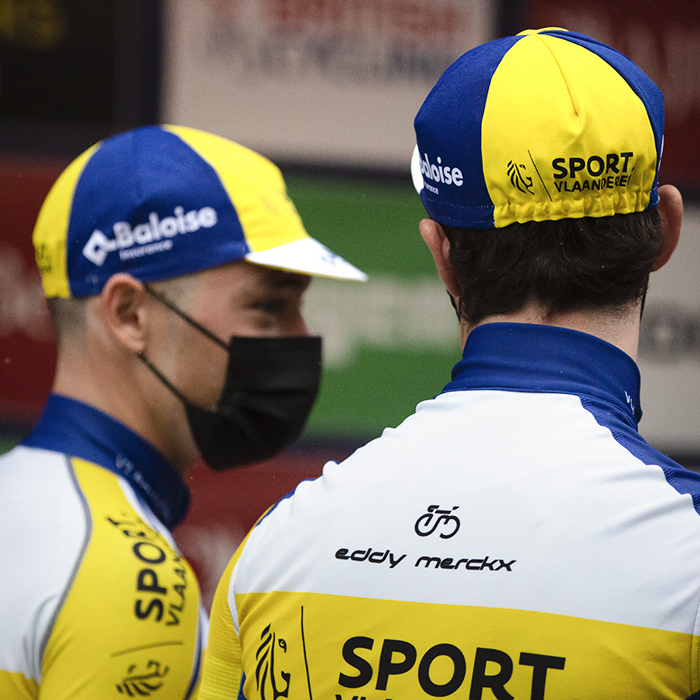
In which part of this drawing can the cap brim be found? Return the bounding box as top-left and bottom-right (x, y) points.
(411, 144), (424, 195)
(245, 237), (368, 282)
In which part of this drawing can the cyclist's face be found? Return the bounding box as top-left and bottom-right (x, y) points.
(162, 260), (311, 406)
(142, 261), (312, 468)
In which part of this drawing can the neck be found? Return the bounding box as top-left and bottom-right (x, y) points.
(461, 302), (642, 361)
(51, 340), (197, 476)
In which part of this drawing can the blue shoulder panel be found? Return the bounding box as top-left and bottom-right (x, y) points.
(22, 394), (190, 529)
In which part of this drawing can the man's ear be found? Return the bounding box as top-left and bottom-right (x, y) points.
(419, 218), (460, 297)
(653, 184), (683, 272)
(98, 274), (149, 353)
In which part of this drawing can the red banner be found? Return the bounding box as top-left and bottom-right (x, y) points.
(0, 158), (65, 423)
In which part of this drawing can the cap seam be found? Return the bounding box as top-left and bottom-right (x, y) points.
(534, 33), (580, 117)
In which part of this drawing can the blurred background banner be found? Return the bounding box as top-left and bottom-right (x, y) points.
(0, 160), (59, 426)
(163, 0), (494, 168)
(287, 175), (459, 438)
(0, 0), (161, 153)
(2, 0), (700, 606)
(0, 0), (162, 424)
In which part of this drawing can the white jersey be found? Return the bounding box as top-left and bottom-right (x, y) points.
(201, 323), (700, 700)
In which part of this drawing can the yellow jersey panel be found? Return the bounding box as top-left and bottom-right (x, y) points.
(235, 591), (692, 700)
(0, 671), (38, 700)
(40, 458), (202, 699)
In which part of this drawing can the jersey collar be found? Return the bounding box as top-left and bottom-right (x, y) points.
(21, 394), (190, 529)
(442, 323), (642, 426)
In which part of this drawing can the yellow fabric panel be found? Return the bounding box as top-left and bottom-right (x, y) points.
(0, 670), (38, 699)
(164, 125), (309, 253)
(232, 591), (695, 699)
(518, 27), (567, 35)
(41, 459), (202, 699)
(694, 624), (700, 693)
(199, 526), (262, 700)
(482, 33), (657, 227)
(32, 144), (100, 299)
(197, 652), (241, 700)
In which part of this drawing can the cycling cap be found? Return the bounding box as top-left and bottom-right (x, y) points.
(34, 125), (367, 298)
(412, 28), (664, 229)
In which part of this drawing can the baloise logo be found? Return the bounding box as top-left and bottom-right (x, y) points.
(82, 205), (218, 266)
(417, 151), (464, 195)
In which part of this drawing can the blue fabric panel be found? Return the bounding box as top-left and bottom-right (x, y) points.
(67, 126), (248, 297)
(22, 394), (190, 528)
(444, 323), (641, 425)
(414, 35), (522, 228)
(582, 394), (700, 517)
(445, 323), (700, 516)
(237, 672), (248, 699)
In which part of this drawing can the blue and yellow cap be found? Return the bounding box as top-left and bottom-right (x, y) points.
(412, 28), (664, 229)
(33, 125), (367, 298)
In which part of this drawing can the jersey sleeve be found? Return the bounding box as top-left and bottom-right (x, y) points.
(39, 459), (204, 700)
(0, 448), (86, 700)
(198, 553), (243, 700)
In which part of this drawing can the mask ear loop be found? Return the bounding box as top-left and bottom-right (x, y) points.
(448, 290), (461, 320)
(143, 285), (229, 351)
(138, 285), (228, 410)
(136, 351), (193, 406)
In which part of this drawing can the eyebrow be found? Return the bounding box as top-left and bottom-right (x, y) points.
(263, 270), (311, 291)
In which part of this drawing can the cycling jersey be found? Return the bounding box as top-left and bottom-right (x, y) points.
(0, 394), (206, 699)
(200, 323), (700, 700)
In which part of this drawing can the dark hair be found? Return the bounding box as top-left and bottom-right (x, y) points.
(46, 274), (197, 350)
(442, 209), (664, 327)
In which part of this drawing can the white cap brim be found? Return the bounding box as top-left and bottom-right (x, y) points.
(245, 237), (368, 282)
(411, 144), (424, 195)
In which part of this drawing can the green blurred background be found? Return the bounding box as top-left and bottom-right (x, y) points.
(286, 174), (461, 440)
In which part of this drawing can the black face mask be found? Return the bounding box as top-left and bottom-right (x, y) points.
(138, 287), (322, 470)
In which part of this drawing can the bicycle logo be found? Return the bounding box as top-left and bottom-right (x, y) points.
(414, 505), (460, 539)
